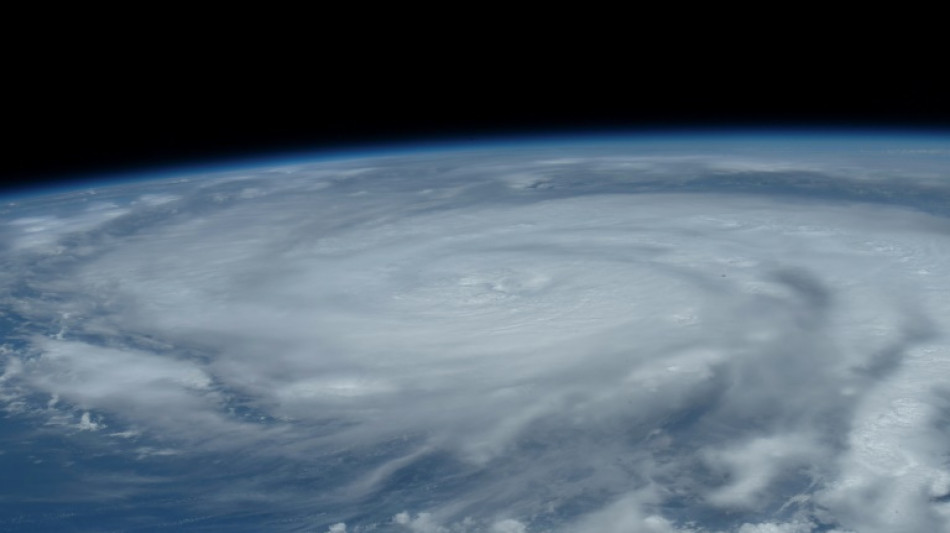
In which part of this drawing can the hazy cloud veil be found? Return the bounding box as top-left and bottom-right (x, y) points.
(2, 138), (950, 532)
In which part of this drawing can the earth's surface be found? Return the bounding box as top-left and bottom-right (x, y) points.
(3, 134), (950, 532)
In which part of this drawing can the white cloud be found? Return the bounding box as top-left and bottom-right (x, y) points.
(5, 203), (131, 251)
(702, 434), (821, 510)
(134, 193), (181, 206)
(77, 411), (103, 431)
(735, 522), (814, 533)
(567, 490), (694, 533)
(392, 512), (528, 533)
(490, 519), (528, 533)
(393, 512), (447, 533)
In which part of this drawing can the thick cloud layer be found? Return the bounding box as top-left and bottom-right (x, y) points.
(2, 139), (950, 531)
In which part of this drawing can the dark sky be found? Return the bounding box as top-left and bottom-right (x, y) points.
(4, 47), (949, 195)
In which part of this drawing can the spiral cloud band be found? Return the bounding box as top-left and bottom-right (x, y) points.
(3, 138), (950, 532)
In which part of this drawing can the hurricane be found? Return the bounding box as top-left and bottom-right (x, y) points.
(3, 136), (950, 532)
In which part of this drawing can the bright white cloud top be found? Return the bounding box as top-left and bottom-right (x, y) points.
(2, 136), (950, 532)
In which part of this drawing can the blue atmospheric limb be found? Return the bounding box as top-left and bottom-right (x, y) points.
(7, 127), (950, 202)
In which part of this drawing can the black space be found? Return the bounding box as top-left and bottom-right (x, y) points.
(4, 45), (949, 195)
